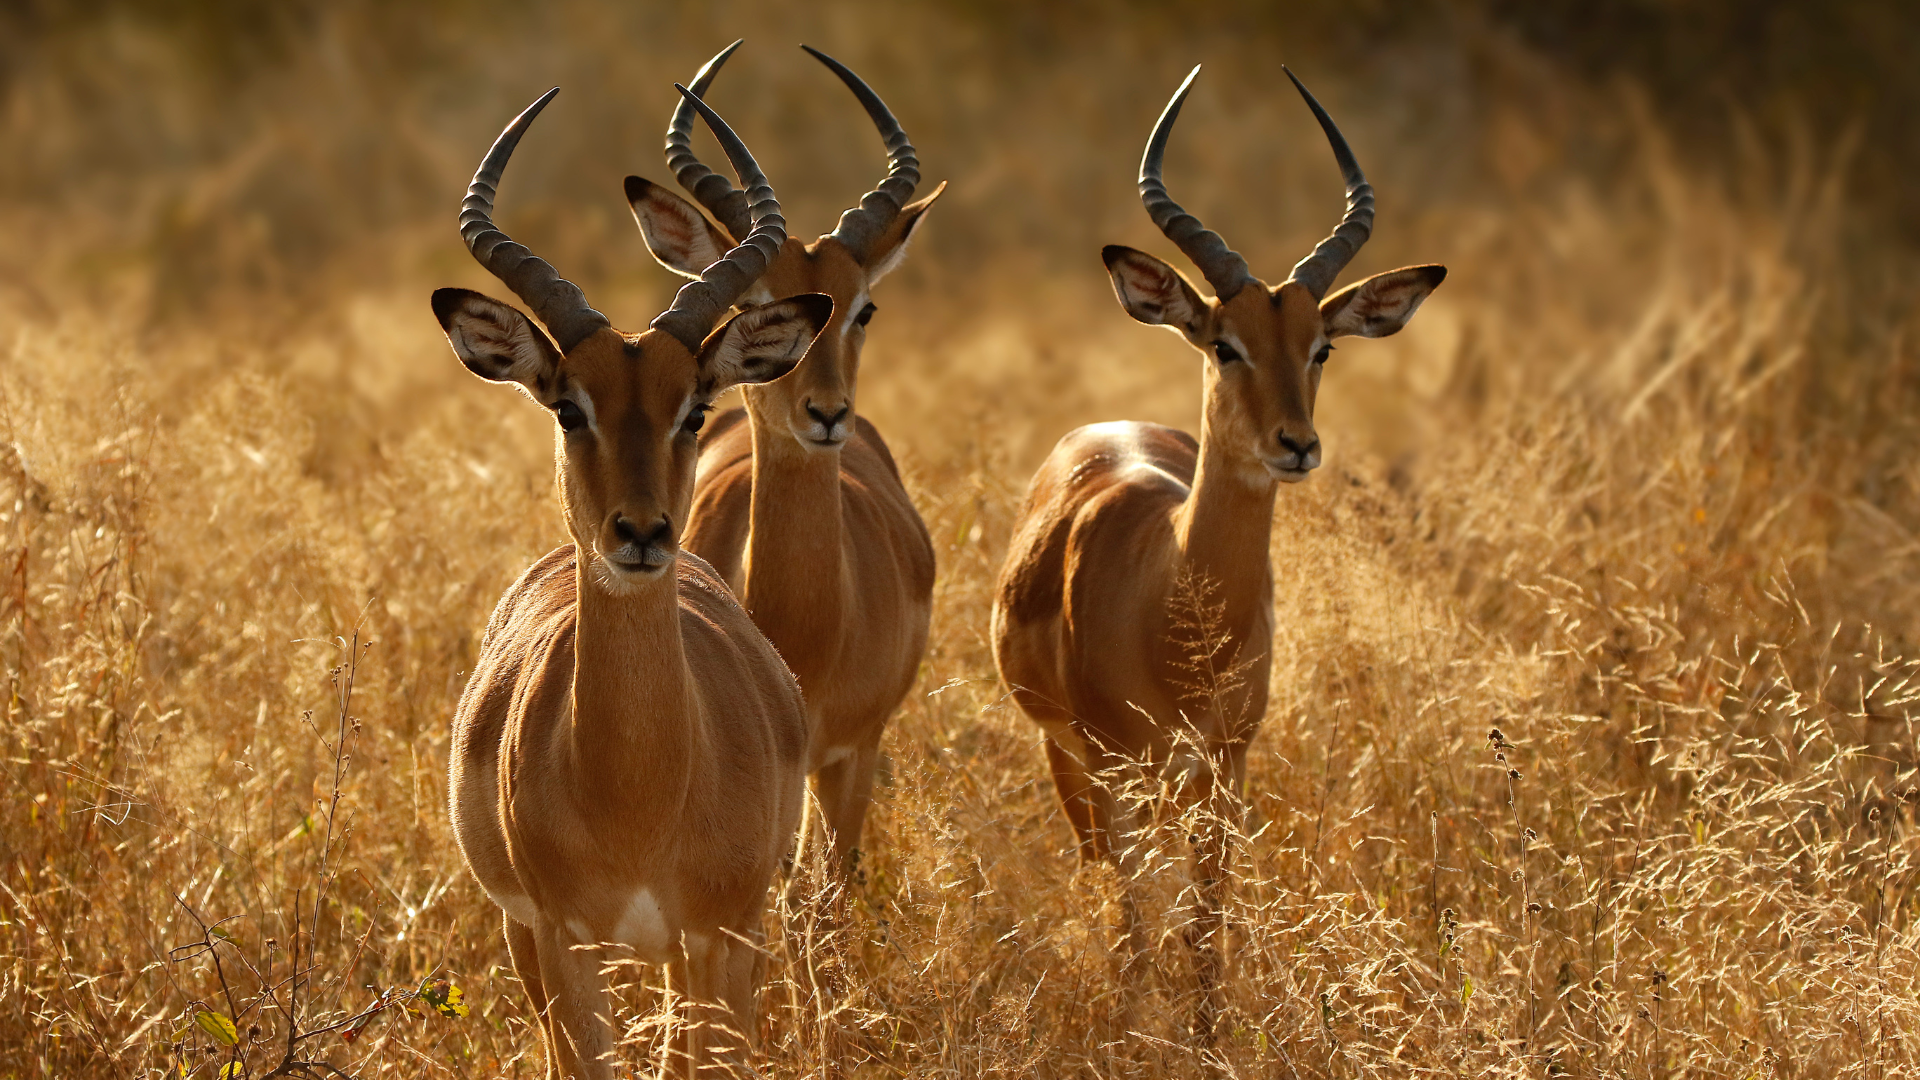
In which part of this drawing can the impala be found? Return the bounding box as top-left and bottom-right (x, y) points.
(991, 66), (1446, 1039)
(440, 85), (832, 1079)
(627, 41), (939, 875)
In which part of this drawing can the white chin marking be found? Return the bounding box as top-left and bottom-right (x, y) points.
(591, 551), (672, 595)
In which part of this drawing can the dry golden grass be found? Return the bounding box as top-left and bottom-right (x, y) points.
(2, 3), (1918, 1077)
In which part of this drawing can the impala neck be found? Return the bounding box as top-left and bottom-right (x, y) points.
(1175, 415), (1279, 629)
(739, 393), (848, 671)
(570, 557), (698, 801)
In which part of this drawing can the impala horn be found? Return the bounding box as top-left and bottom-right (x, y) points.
(665, 42), (921, 264)
(801, 44), (920, 264)
(1282, 66), (1375, 300)
(460, 88), (610, 351)
(664, 39), (753, 242)
(1139, 66), (1254, 300)
(650, 84), (790, 351)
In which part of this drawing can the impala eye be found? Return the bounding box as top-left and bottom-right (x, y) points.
(682, 404), (710, 434)
(553, 400), (587, 432)
(1212, 341), (1241, 365)
(855, 302), (877, 327)
(1314, 344), (1335, 365)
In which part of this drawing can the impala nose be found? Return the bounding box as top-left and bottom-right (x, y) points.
(1274, 431), (1322, 474)
(803, 400), (850, 444)
(606, 513), (673, 572)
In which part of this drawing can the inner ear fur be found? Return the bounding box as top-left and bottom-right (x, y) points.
(1101, 245), (1210, 342)
(626, 175), (736, 280)
(431, 287), (562, 393)
(1319, 264), (1448, 339)
(864, 180), (947, 284)
(697, 293), (836, 394)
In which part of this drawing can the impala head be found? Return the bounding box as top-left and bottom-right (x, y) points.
(1107, 66), (1446, 483)
(432, 87), (833, 588)
(627, 41), (944, 450)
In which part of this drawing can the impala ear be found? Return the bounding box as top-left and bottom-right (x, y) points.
(1320, 264), (1448, 339)
(1102, 244), (1209, 343)
(864, 180), (946, 284)
(431, 288), (562, 394)
(626, 175), (738, 279)
(697, 293), (835, 395)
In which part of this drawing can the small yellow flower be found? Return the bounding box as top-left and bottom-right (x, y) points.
(419, 978), (469, 1019)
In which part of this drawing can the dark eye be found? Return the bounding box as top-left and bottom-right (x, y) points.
(1314, 344), (1335, 365)
(855, 302), (877, 327)
(682, 404), (710, 434)
(1212, 341), (1241, 364)
(553, 400), (587, 432)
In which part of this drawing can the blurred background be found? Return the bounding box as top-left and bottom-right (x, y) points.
(3, 0), (1916, 471)
(5, 2), (1920, 1076)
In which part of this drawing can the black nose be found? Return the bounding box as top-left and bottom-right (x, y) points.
(1278, 432), (1320, 457)
(612, 514), (671, 549)
(805, 402), (850, 430)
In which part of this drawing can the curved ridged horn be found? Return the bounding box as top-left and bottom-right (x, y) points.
(460, 88), (610, 351)
(651, 85), (788, 351)
(1283, 66), (1374, 300)
(802, 44), (921, 265)
(1139, 66), (1254, 300)
(665, 40), (753, 242)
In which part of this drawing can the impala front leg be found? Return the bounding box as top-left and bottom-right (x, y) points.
(1186, 811), (1229, 1046)
(810, 732), (884, 879)
(668, 933), (750, 1079)
(791, 730), (877, 1068)
(1085, 747), (1152, 970)
(533, 916), (615, 1080)
(1183, 744), (1244, 1047)
(505, 913), (581, 1080)
(1043, 732), (1103, 863)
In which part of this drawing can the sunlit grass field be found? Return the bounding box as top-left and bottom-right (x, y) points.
(3, 3), (1918, 1077)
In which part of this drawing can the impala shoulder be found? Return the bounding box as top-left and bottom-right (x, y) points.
(677, 555), (765, 662)
(1069, 470), (1183, 559)
(841, 419), (934, 565)
(480, 546), (579, 647)
(678, 552), (806, 737)
(996, 491), (1079, 626)
(849, 414), (906, 482)
(676, 550), (745, 616)
(677, 550), (778, 646)
(996, 528), (1068, 627)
